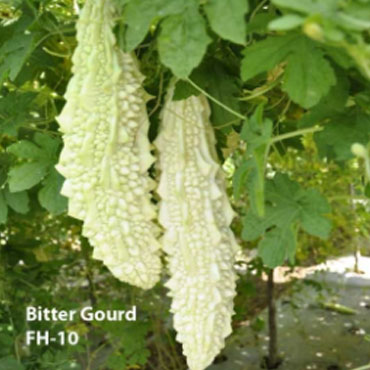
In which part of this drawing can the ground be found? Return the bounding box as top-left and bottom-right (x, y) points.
(210, 256), (370, 370)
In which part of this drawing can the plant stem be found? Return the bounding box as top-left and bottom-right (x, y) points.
(186, 78), (245, 120)
(81, 238), (97, 306)
(270, 126), (322, 144)
(34, 27), (76, 50)
(349, 184), (361, 273)
(240, 78), (281, 101)
(42, 46), (70, 58)
(267, 269), (279, 369)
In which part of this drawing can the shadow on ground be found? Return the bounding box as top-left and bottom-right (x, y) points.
(209, 256), (370, 370)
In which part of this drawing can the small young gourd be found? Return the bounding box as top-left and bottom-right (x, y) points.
(155, 88), (240, 370)
(56, 0), (161, 289)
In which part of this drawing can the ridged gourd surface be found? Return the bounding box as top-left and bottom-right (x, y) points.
(155, 90), (240, 370)
(56, 0), (161, 289)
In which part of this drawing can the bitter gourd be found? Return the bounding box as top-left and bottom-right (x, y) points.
(155, 88), (240, 370)
(56, 0), (161, 289)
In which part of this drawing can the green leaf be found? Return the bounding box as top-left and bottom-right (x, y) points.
(0, 33), (33, 82)
(268, 14), (304, 31)
(33, 133), (60, 159)
(38, 169), (67, 215)
(106, 353), (127, 370)
(7, 134), (61, 198)
(241, 34), (295, 81)
(271, 0), (370, 79)
(338, 3), (370, 31)
(265, 175), (301, 210)
(0, 9), (35, 83)
(7, 140), (45, 160)
(0, 191), (7, 224)
(315, 110), (370, 161)
(0, 91), (37, 136)
(247, 13), (276, 35)
(296, 188), (332, 238)
(0, 356), (25, 370)
(4, 188), (29, 214)
(271, 0), (336, 14)
(300, 209), (332, 239)
(324, 46), (354, 70)
(242, 174), (332, 267)
(158, 2), (211, 78)
(241, 34), (336, 108)
(204, 0), (248, 44)
(337, 11), (370, 32)
(299, 72), (349, 128)
(242, 210), (266, 241)
(8, 162), (49, 192)
(120, 322), (150, 365)
(123, 0), (186, 51)
(282, 37), (336, 108)
(258, 226), (296, 268)
(265, 174), (332, 240)
(123, 0), (156, 51)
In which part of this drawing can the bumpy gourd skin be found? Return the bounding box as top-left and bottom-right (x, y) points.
(56, 0), (161, 289)
(156, 90), (240, 370)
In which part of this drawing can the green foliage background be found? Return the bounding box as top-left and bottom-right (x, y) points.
(0, 0), (369, 368)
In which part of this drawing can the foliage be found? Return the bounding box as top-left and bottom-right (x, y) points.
(242, 173), (332, 267)
(241, 33), (337, 108)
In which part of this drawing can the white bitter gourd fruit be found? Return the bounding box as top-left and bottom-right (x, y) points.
(155, 89), (240, 370)
(56, 0), (161, 289)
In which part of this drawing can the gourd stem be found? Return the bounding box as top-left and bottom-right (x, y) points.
(34, 27), (76, 50)
(186, 78), (246, 120)
(239, 78), (281, 101)
(266, 268), (281, 369)
(264, 126), (323, 167)
(270, 126), (322, 144)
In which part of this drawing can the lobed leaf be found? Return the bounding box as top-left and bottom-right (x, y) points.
(204, 0), (248, 44)
(123, 0), (186, 51)
(38, 169), (67, 215)
(158, 2), (211, 78)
